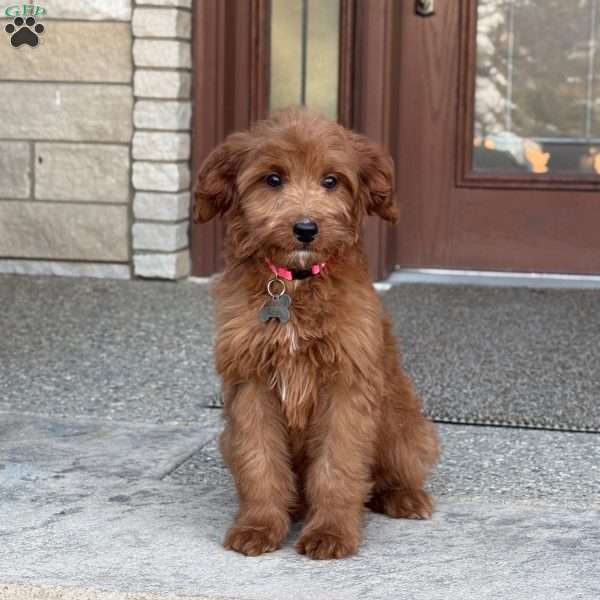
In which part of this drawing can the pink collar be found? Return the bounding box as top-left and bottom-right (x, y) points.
(265, 258), (326, 281)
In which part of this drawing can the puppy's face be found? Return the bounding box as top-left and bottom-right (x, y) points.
(193, 111), (397, 267)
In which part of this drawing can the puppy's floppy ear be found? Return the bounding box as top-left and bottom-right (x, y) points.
(192, 132), (250, 223)
(350, 132), (398, 224)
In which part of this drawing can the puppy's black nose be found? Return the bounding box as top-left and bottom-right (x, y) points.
(293, 220), (319, 243)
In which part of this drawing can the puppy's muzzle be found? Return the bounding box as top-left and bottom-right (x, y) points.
(293, 220), (319, 244)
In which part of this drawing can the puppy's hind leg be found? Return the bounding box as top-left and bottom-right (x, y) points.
(368, 370), (439, 520)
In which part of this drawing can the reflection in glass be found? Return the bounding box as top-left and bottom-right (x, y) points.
(270, 0), (340, 120)
(474, 0), (600, 175)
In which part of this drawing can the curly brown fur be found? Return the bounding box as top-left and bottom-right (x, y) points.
(193, 109), (439, 560)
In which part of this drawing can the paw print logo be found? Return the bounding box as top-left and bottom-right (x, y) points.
(5, 16), (45, 48)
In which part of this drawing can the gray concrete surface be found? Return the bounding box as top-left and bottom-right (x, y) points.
(170, 424), (600, 508)
(1, 275), (599, 431)
(1, 275), (599, 599)
(1, 412), (599, 600)
(0, 585), (232, 600)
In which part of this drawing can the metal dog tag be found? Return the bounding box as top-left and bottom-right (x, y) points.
(259, 278), (291, 324)
(259, 293), (291, 324)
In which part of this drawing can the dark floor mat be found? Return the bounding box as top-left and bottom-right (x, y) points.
(1, 276), (598, 432)
(382, 285), (600, 432)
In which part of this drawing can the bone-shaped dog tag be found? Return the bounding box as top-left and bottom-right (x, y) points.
(259, 292), (291, 324)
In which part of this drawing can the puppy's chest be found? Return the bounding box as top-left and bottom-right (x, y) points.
(268, 324), (323, 428)
(252, 289), (335, 357)
(217, 286), (340, 425)
(258, 319), (323, 369)
(251, 309), (332, 428)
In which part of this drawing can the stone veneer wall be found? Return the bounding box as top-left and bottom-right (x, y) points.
(0, 1), (134, 278)
(0, 0), (194, 280)
(131, 0), (192, 280)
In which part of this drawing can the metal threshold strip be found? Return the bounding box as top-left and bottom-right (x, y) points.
(386, 268), (600, 289)
(430, 416), (600, 435)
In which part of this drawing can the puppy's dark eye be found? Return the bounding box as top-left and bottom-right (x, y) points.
(321, 175), (338, 190)
(265, 173), (283, 188)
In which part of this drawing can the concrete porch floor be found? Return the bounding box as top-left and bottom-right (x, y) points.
(1, 276), (599, 600)
(2, 412), (598, 600)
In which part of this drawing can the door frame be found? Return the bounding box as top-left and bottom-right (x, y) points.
(190, 0), (401, 279)
(190, 0), (270, 276)
(339, 0), (403, 279)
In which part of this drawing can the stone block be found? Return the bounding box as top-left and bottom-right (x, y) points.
(134, 100), (191, 131)
(132, 161), (190, 192)
(134, 249), (190, 279)
(135, 0), (192, 7)
(0, 22), (131, 83)
(134, 70), (191, 99)
(133, 39), (191, 68)
(0, 259), (130, 279)
(9, 1), (132, 20)
(132, 132), (190, 161)
(0, 83), (133, 142)
(133, 191), (190, 221)
(35, 143), (130, 203)
(0, 202), (129, 261)
(132, 221), (188, 251)
(132, 8), (191, 38)
(0, 141), (31, 199)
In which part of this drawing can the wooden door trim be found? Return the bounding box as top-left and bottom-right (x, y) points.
(338, 0), (355, 128)
(456, 0), (600, 192)
(340, 0), (401, 278)
(191, 0), (271, 276)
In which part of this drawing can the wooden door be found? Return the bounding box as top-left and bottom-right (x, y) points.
(393, 0), (600, 274)
(190, 0), (397, 278)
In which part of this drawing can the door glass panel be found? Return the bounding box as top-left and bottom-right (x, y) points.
(270, 0), (340, 120)
(474, 0), (600, 175)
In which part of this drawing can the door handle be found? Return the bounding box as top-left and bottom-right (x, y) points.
(416, 0), (435, 17)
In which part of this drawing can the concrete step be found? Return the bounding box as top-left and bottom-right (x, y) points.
(1, 411), (598, 600)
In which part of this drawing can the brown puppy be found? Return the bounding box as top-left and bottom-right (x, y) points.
(193, 109), (439, 560)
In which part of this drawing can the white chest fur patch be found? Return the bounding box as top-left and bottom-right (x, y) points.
(283, 324), (299, 353)
(267, 325), (298, 407)
(268, 372), (287, 403)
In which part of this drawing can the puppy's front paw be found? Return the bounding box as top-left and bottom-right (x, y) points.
(371, 488), (434, 519)
(296, 529), (358, 560)
(224, 524), (282, 556)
